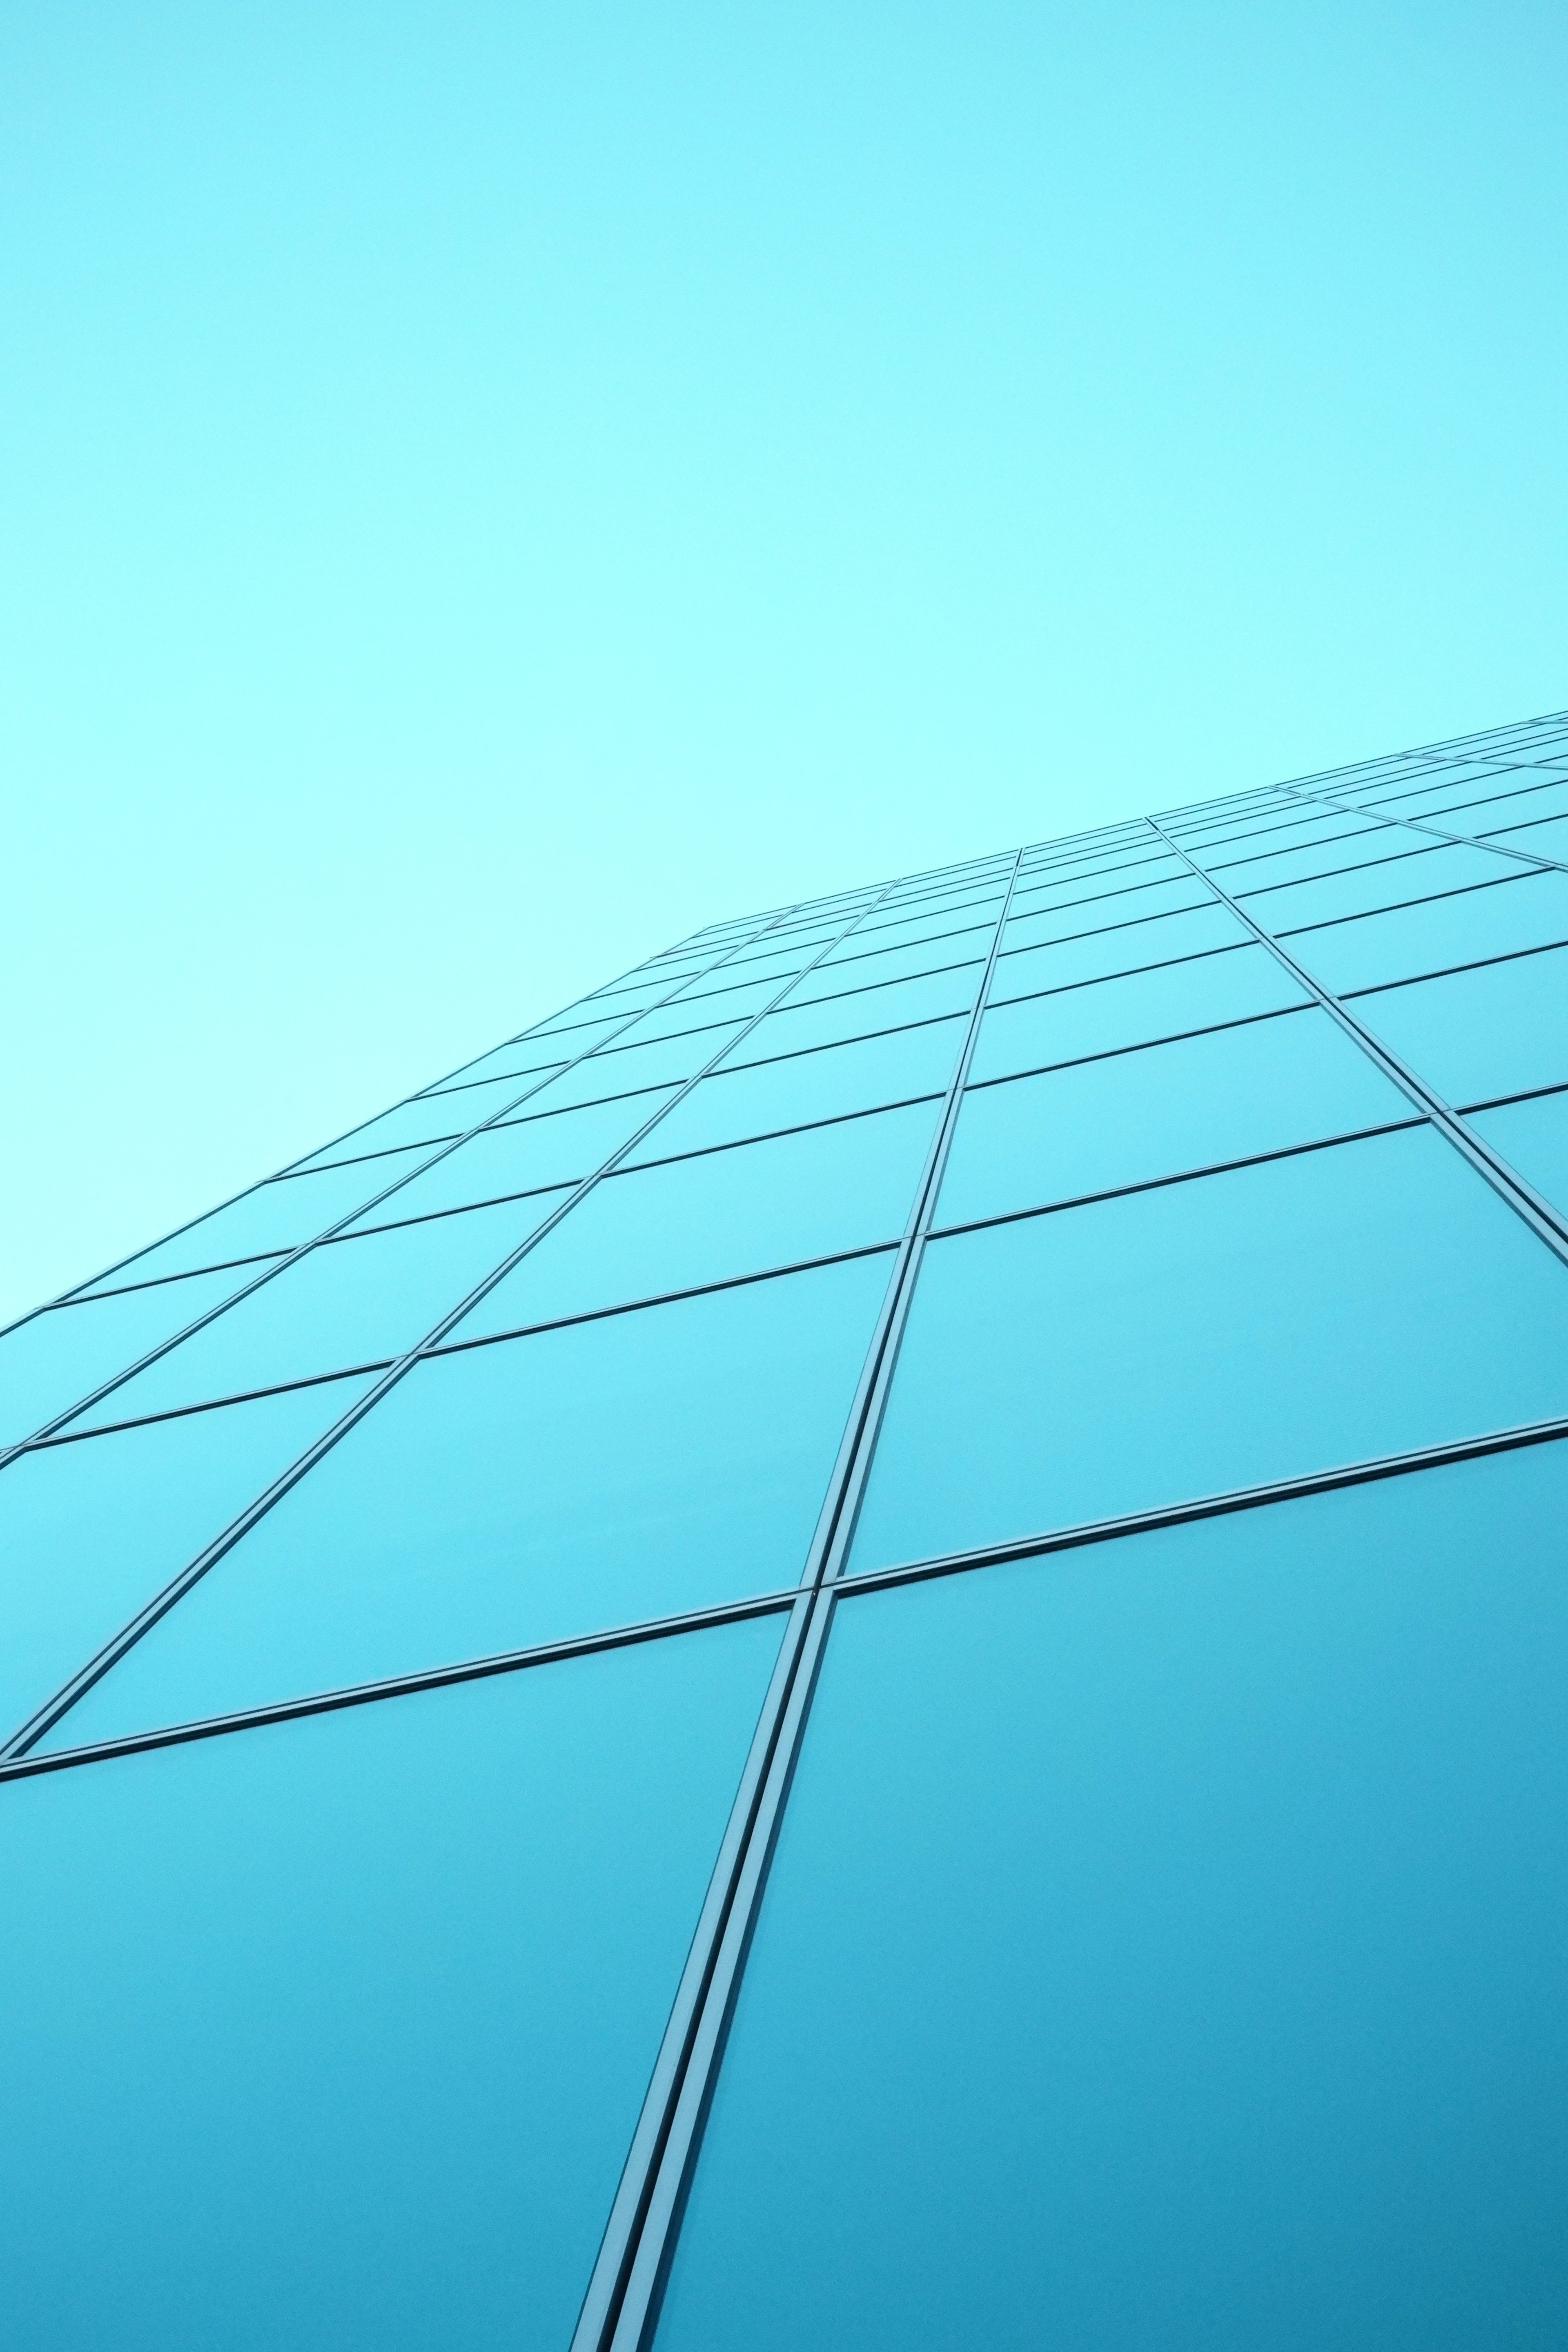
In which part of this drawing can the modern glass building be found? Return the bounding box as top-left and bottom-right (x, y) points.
(4, 709), (1568, 2349)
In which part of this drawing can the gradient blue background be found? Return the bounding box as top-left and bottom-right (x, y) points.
(3, 1), (1564, 1323)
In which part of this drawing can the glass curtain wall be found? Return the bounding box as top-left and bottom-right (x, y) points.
(4, 713), (1568, 2350)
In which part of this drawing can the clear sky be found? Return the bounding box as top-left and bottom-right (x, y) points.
(2, 1), (1564, 1325)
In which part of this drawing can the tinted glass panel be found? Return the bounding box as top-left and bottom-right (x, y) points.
(1206, 820), (1389, 888)
(50, 1254), (889, 1741)
(0, 1268), (258, 1451)
(0, 1379), (372, 1741)
(974, 945), (1308, 1081)
(1237, 842), (1511, 931)
(1004, 874), (1209, 944)
(996, 901), (1245, 995)
(456, 1103), (928, 1335)
(1284, 872), (1568, 993)
(446, 1013), (627, 1074)
(1466, 1091), (1568, 1217)
(625, 1024), (963, 1158)
(617, 976), (785, 1040)
(853, 1126), (1568, 1568)
(938, 1009), (1409, 1225)
(1353, 947), (1568, 1104)
(81, 1156), (429, 1292)
(343, 1094), (677, 1227)
(661, 1447), (1568, 2352)
(69, 1197), (570, 1430)
(296, 1075), (563, 1168)
(526, 1025), (746, 1112)
(4, 1619), (782, 2352)
(1486, 812), (1568, 859)
(729, 967), (982, 1062)
(791, 927), (993, 997)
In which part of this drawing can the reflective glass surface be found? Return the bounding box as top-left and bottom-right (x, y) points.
(1004, 873), (1208, 942)
(617, 975), (785, 1040)
(1236, 840), (1510, 930)
(974, 944), (1309, 1080)
(81, 1156), (428, 1292)
(457, 1101), (930, 1335)
(526, 1025), (746, 1112)
(996, 900), (1245, 994)
(4, 1619), (782, 2351)
(1353, 947), (1568, 1105)
(630, 1022), (962, 1158)
(854, 1127), (1568, 1568)
(343, 1093), (677, 1227)
(1466, 1090), (1568, 1216)
(661, 1446), (1568, 2351)
(728, 966), (982, 1062)
(0, 1267), (259, 1450)
(1284, 871), (1568, 993)
(51, 1254), (889, 1740)
(296, 1074), (563, 1168)
(1487, 813), (1568, 858)
(1207, 820), (1388, 888)
(937, 1008), (1409, 1226)
(0, 1379), (372, 1740)
(792, 926), (992, 997)
(69, 1196), (571, 1430)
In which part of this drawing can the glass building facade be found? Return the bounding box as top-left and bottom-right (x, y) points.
(4, 709), (1568, 2348)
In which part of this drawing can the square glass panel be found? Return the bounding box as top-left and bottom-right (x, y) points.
(343, 1091), (678, 1227)
(659, 1445), (1568, 2352)
(1283, 871), (1568, 993)
(4, 1618), (783, 2352)
(728, 968), (981, 1064)
(454, 1102), (928, 1335)
(68, 1196), (572, 1431)
(624, 1023), (963, 1158)
(853, 1126), (1568, 1569)
(1352, 948), (1568, 1104)
(0, 1267), (261, 1452)
(938, 1008), (1410, 1225)
(80, 1154), (432, 1292)
(1237, 842), (1512, 931)
(47, 1254), (890, 1741)
(1466, 1091), (1568, 1218)
(996, 901), (1245, 996)
(974, 945), (1309, 1081)
(0, 1378), (372, 1741)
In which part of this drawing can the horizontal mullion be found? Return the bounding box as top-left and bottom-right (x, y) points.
(1339, 932), (1568, 1002)
(989, 935), (1253, 1012)
(1272, 869), (1541, 945)
(963, 999), (1314, 1091)
(1455, 1077), (1568, 1117)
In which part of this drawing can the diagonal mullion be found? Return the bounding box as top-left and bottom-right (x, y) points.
(1278, 780), (1568, 875)
(1147, 818), (1568, 1267)
(569, 846), (1027, 2352)
(2, 884), (902, 1762)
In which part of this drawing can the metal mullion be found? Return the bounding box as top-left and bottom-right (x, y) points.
(571, 849), (1027, 2352)
(2, 887), (903, 1762)
(965, 998), (1315, 1091)
(1148, 820), (1568, 1267)
(1279, 782), (1568, 877)
(0, 916), (793, 1446)
(0, 1587), (804, 1784)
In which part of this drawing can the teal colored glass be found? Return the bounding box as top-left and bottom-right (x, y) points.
(853, 1125), (1568, 1569)
(659, 1446), (1568, 2352)
(1284, 871), (1568, 993)
(525, 1024), (745, 1113)
(974, 944), (1309, 1081)
(79, 1155), (430, 1293)
(1466, 1091), (1568, 1214)
(1353, 946), (1568, 1105)
(996, 900), (1245, 996)
(625, 1024), (963, 1158)
(1487, 812), (1568, 858)
(344, 1092), (677, 1227)
(937, 1008), (1409, 1226)
(616, 975), (785, 1041)
(296, 1072), (562, 1169)
(791, 924), (993, 998)
(0, 1378), (372, 1741)
(4, 1619), (781, 2352)
(729, 966), (982, 1063)
(1237, 840), (1510, 931)
(853, 890), (1003, 941)
(442, 1013), (627, 1077)
(1206, 818), (1388, 888)
(1004, 873), (1207, 944)
(0, 1267), (259, 1450)
(419, 1049), (577, 1104)
(455, 1102), (929, 1336)
(69, 1195), (570, 1432)
(48, 1254), (890, 1743)
(1402, 775), (1568, 826)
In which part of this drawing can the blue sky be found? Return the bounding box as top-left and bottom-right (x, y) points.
(2, 0), (1564, 1323)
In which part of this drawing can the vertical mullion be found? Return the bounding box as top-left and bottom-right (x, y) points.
(571, 846), (1027, 2352)
(1147, 818), (1568, 1265)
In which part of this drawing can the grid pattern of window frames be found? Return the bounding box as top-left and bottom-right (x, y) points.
(4, 709), (1567, 2351)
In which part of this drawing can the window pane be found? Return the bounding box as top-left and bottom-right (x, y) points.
(1004, 873), (1209, 944)
(1284, 871), (1568, 993)
(0, 1379), (373, 1740)
(457, 1104), (927, 1334)
(445, 1014), (627, 1075)
(1353, 947), (1568, 1105)
(728, 966), (982, 1063)
(69, 1197), (570, 1432)
(1486, 812), (1568, 859)
(791, 925), (993, 998)
(937, 1009), (1409, 1226)
(615, 975), (785, 1040)
(295, 1073), (563, 1168)
(1466, 1091), (1568, 1218)
(0, 1268), (258, 1451)
(624, 1024), (964, 1157)
(659, 1446), (1568, 2352)
(853, 1127), (1568, 1569)
(81, 1156), (428, 1292)
(48, 1255), (889, 1742)
(342, 1093), (677, 1227)
(996, 901), (1245, 996)
(3, 1619), (782, 2352)
(974, 945), (1309, 1082)
(1237, 842), (1512, 931)
(526, 1025), (746, 1112)
(1205, 820), (1389, 889)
